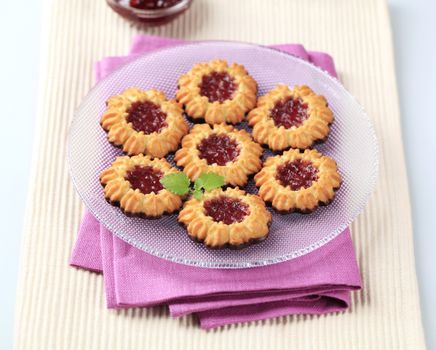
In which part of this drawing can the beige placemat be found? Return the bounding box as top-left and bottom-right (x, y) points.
(14, 0), (426, 349)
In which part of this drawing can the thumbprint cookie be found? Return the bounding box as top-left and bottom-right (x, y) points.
(248, 84), (333, 150)
(101, 88), (189, 158)
(255, 149), (341, 213)
(178, 187), (272, 248)
(100, 154), (183, 217)
(174, 123), (263, 187)
(176, 59), (257, 124)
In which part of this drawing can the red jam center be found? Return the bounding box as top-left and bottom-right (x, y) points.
(204, 196), (249, 225)
(129, 0), (182, 9)
(199, 72), (237, 103)
(276, 159), (319, 190)
(126, 101), (167, 134)
(197, 134), (240, 166)
(271, 97), (309, 129)
(125, 165), (164, 195)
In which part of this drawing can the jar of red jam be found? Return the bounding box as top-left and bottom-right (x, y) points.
(106, 0), (193, 26)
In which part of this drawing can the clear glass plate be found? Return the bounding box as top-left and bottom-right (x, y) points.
(68, 41), (378, 268)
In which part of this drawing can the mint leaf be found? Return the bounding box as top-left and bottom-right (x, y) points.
(192, 188), (203, 200)
(197, 173), (225, 192)
(160, 173), (190, 195)
(161, 172), (224, 200)
(192, 178), (204, 200)
(193, 177), (204, 192)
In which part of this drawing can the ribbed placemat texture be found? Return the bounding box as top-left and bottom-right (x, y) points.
(14, 0), (425, 349)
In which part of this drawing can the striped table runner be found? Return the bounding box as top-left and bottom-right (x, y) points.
(14, 0), (426, 349)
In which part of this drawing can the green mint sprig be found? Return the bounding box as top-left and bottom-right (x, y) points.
(160, 172), (225, 200)
(159, 173), (190, 195)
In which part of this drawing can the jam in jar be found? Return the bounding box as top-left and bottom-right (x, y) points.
(106, 0), (193, 26)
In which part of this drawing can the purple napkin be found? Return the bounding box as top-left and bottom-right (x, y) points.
(70, 35), (361, 329)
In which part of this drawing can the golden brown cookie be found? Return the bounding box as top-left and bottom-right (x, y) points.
(248, 84), (333, 150)
(176, 59), (257, 124)
(178, 187), (272, 248)
(101, 88), (189, 158)
(100, 154), (183, 217)
(254, 149), (341, 213)
(174, 123), (263, 187)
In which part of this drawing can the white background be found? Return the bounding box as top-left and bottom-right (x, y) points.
(0, 0), (434, 349)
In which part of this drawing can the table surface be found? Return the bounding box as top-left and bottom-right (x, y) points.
(0, 0), (434, 349)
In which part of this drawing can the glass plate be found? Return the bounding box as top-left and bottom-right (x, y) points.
(68, 41), (378, 268)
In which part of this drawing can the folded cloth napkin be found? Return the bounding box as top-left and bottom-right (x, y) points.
(70, 35), (362, 329)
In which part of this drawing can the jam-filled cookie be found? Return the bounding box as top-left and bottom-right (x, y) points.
(178, 187), (272, 248)
(176, 59), (257, 124)
(255, 149), (341, 213)
(174, 123), (263, 187)
(100, 154), (183, 217)
(101, 88), (189, 158)
(248, 85), (333, 150)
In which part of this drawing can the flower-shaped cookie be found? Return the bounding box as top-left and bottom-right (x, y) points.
(174, 123), (263, 187)
(101, 88), (189, 158)
(100, 154), (183, 217)
(255, 149), (341, 213)
(176, 59), (257, 124)
(178, 187), (272, 248)
(248, 85), (333, 150)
